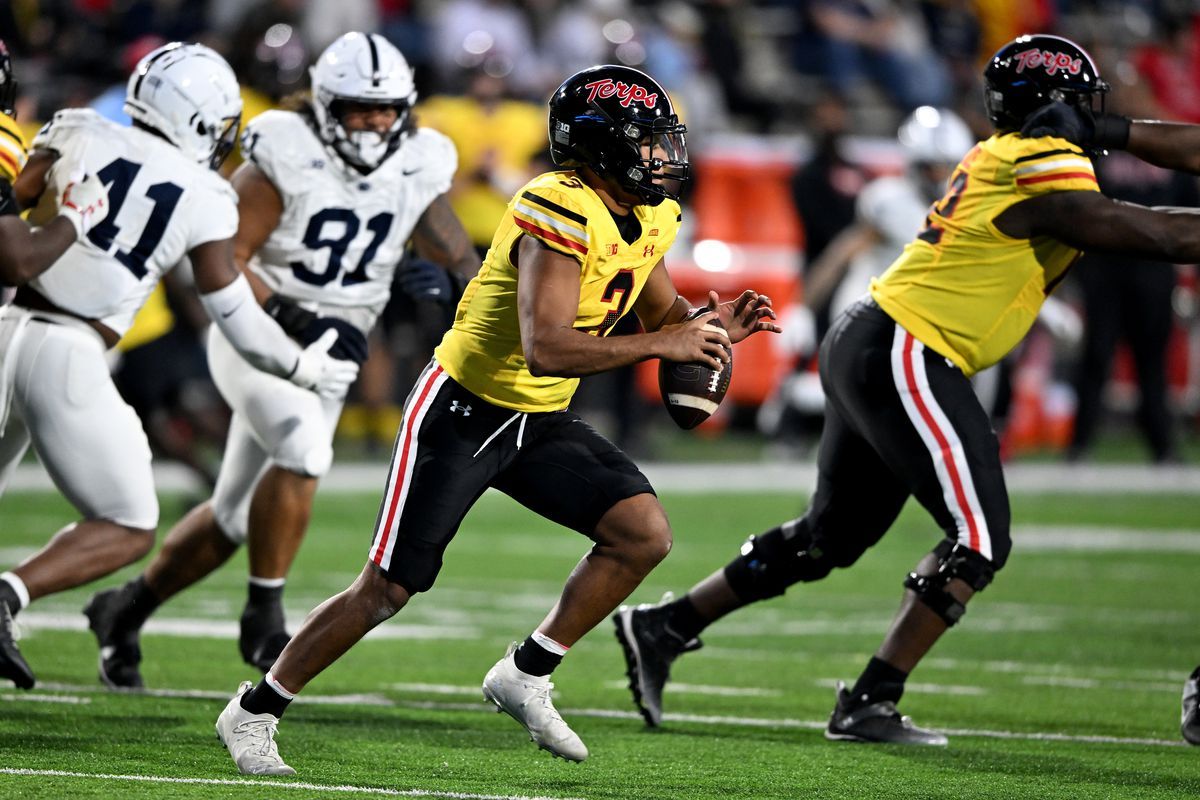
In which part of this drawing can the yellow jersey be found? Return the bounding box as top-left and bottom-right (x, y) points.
(870, 133), (1099, 376)
(0, 111), (28, 183)
(435, 171), (682, 412)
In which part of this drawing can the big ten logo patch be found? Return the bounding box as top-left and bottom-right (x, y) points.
(608, 243), (619, 256)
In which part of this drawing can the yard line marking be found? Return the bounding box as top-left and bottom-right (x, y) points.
(1012, 526), (1200, 553)
(1022, 676), (1181, 693)
(602, 681), (782, 697)
(395, 699), (1186, 748)
(38, 682), (394, 706)
(0, 693), (90, 704)
(0, 769), (584, 800)
(813, 679), (986, 696)
(8, 462), (1200, 494)
(15, 611), (479, 641)
(391, 682), (482, 696)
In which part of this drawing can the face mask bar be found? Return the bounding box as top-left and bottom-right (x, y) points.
(210, 113), (241, 169)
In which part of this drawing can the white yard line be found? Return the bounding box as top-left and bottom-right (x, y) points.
(1012, 526), (1200, 553)
(602, 680), (781, 697)
(0, 693), (90, 704)
(7, 462), (1200, 495)
(812, 679), (986, 696)
(0, 769), (584, 800)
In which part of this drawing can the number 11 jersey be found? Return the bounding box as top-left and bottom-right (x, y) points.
(25, 109), (239, 337)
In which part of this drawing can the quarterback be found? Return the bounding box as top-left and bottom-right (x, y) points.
(0, 42), (358, 690)
(616, 34), (1200, 745)
(83, 32), (479, 689)
(214, 64), (778, 776)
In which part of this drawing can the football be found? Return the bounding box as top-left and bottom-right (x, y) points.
(658, 315), (733, 430)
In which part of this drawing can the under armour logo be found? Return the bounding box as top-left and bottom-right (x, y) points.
(450, 400), (472, 416)
(643, 244), (655, 257)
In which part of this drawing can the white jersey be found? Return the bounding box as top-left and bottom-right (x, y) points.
(25, 109), (238, 336)
(242, 110), (456, 334)
(831, 174), (930, 317)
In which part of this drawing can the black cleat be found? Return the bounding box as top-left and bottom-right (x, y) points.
(239, 602), (289, 673)
(825, 681), (948, 746)
(83, 587), (144, 689)
(1182, 666), (1200, 745)
(613, 595), (702, 727)
(0, 604), (34, 689)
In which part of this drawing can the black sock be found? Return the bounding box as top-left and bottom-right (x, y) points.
(0, 583), (18, 617)
(116, 576), (162, 631)
(848, 656), (908, 706)
(513, 636), (563, 677)
(662, 595), (707, 642)
(240, 680), (292, 718)
(247, 580), (284, 608)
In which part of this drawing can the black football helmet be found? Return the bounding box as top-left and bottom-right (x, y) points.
(984, 34), (1108, 132)
(548, 65), (689, 206)
(0, 40), (15, 118)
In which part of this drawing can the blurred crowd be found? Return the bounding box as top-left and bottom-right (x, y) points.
(2, 0), (1198, 470)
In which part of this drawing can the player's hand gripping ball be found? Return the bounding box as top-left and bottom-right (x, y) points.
(658, 310), (733, 430)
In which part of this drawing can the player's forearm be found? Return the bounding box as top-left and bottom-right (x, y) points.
(0, 216), (77, 285)
(199, 274), (302, 377)
(1126, 121), (1200, 175)
(523, 326), (668, 378)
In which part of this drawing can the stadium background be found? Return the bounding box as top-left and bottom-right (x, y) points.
(2, 2), (1200, 799)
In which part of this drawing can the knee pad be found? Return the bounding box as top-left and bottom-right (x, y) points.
(723, 517), (834, 602)
(904, 539), (996, 626)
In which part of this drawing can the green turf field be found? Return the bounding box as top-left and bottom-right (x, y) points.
(0, 485), (1197, 799)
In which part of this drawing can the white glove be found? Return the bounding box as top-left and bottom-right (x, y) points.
(288, 329), (360, 399)
(58, 170), (110, 238)
(775, 303), (818, 357)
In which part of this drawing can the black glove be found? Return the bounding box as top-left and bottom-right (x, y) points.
(1020, 100), (1131, 151)
(397, 258), (454, 304)
(264, 295), (368, 365)
(264, 294), (317, 338)
(297, 317), (369, 365)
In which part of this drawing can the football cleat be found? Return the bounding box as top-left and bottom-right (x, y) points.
(482, 643), (588, 762)
(0, 604), (33, 689)
(216, 680), (296, 775)
(239, 601), (290, 673)
(1182, 666), (1200, 745)
(613, 593), (703, 727)
(825, 681), (948, 746)
(83, 587), (144, 689)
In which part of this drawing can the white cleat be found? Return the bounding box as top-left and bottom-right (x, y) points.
(215, 681), (297, 775)
(482, 643), (589, 762)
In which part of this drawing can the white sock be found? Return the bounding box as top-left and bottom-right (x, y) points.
(0, 572), (30, 610)
(248, 576), (286, 589)
(264, 671), (296, 699)
(532, 630), (569, 656)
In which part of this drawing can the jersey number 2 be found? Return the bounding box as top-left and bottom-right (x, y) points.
(916, 171), (968, 246)
(86, 158), (184, 279)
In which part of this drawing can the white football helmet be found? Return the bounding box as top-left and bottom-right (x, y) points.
(124, 42), (242, 169)
(897, 106), (973, 166)
(310, 32), (417, 170)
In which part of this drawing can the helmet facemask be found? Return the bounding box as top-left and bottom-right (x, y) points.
(0, 41), (16, 119)
(325, 98), (409, 170)
(595, 108), (690, 206)
(208, 112), (242, 169)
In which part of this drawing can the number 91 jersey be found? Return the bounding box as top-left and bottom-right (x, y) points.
(25, 109), (239, 336)
(241, 110), (456, 331)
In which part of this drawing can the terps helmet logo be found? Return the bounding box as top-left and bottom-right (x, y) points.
(583, 78), (658, 109)
(1013, 48), (1083, 77)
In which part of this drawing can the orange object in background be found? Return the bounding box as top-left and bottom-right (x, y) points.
(634, 243), (799, 427)
(690, 149), (804, 248)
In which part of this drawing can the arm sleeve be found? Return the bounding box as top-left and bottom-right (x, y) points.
(199, 274), (301, 378)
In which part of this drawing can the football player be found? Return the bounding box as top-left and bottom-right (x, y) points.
(213, 64), (778, 775)
(0, 42), (359, 690)
(614, 33), (1200, 745)
(0, 38), (110, 287)
(83, 32), (481, 689)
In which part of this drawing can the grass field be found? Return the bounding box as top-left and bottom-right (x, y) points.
(1, 481), (1198, 799)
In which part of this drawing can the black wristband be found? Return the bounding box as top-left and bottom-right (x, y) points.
(264, 294), (317, 339)
(1093, 114), (1131, 150)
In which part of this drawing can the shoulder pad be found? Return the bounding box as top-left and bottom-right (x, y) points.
(32, 108), (107, 153)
